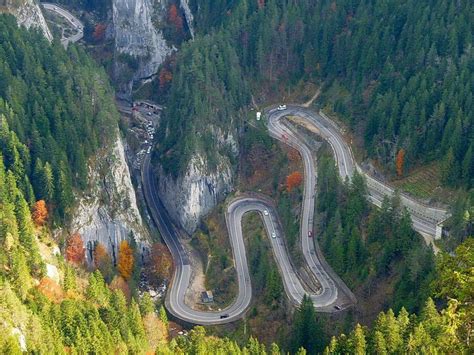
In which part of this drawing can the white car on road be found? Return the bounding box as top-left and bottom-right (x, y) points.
(277, 104), (287, 111)
(263, 210), (269, 216)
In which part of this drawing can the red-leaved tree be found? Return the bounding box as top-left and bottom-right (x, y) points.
(168, 4), (183, 32)
(159, 68), (173, 89)
(92, 23), (107, 42)
(286, 171), (303, 192)
(66, 233), (85, 266)
(147, 243), (173, 286)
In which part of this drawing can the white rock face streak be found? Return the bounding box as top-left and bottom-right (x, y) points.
(112, 0), (172, 95)
(179, 0), (194, 38)
(159, 154), (233, 234)
(158, 128), (238, 234)
(71, 133), (149, 264)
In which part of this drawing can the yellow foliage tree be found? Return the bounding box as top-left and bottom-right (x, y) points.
(117, 240), (134, 280)
(32, 200), (48, 226)
(396, 149), (405, 177)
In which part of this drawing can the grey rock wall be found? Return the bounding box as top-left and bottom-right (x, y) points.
(71, 132), (150, 264)
(112, 0), (172, 98)
(157, 128), (238, 234)
(179, 0), (194, 38)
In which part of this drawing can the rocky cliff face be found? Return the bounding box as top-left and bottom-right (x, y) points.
(112, 0), (172, 98)
(179, 0), (194, 38)
(0, 0), (52, 40)
(71, 132), (149, 264)
(157, 127), (238, 234)
(111, 0), (195, 98)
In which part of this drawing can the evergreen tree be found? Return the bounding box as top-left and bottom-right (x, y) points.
(290, 295), (324, 354)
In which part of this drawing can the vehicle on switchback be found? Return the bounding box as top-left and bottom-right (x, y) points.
(220, 314), (229, 319)
(263, 210), (269, 216)
(277, 104), (287, 111)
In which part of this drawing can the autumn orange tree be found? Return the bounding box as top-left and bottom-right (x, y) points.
(110, 275), (131, 301)
(159, 68), (173, 89)
(94, 242), (114, 282)
(168, 4), (183, 32)
(147, 243), (173, 286)
(396, 148), (406, 177)
(118, 240), (134, 280)
(92, 23), (107, 42)
(37, 277), (63, 303)
(287, 149), (301, 162)
(66, 233), (85, 266)
(32, 200), (48, 226)
(286, 171), (303, 192)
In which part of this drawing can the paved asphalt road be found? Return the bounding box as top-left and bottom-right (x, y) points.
(141, 104), (448, 325)
(42, 3), (84, 47)
(141, 105), (359, 324)
(143, 149), (344, 323)
(142, 155), (253, 325)
(275, 106), (449, 237)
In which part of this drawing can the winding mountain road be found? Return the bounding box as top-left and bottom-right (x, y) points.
(142, 104), (448, 325)
(42, 3), (83, 47)
(277, 106), (449, 236)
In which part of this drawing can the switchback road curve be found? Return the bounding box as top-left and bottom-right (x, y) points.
(142, 154), (346, 324)
(142, 106), (356, 324)
(42, 3), (84, 47)
(142, 104), (447, 325)
(270, 105), (449, 237)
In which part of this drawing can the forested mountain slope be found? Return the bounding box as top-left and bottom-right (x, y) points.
(0, 3), (473, 353)
(316, 155), (435, 314)
(0, 14), (252, 353)
(324, 239), (474, 354)
(174, 0), (474, 188)
(0, 14), (117, 219)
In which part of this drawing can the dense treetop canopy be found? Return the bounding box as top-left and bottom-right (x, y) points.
(0, 14), (118, 219)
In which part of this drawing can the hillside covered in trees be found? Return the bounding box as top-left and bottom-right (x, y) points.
(0, 13), (272, 353)
(1, 1), (473, 353)
(324, 238), (474, 354)
(0, 14), (117, 220)
(316, 152), (435, 314)
(155, 0), (474, 187)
